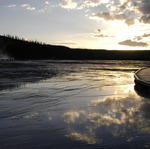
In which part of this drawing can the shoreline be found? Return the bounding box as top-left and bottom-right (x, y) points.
(0, 35), (150, 60)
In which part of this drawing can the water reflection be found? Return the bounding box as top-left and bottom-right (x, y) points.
(62, 71), (150, 147)
(1, 60), (150, 148)
(64, 96), (150, 146)
(63, 111), (85, 123)
(0, 61), (59, 91)
(66, 131), (98, 144)
(0, 60), (81, 91)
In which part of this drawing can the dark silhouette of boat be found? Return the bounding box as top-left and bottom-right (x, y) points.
(134, 68), (150, 98)
(134, 68), (150, 87)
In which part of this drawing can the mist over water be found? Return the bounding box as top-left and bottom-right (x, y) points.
(0, 50), (11, 60)
(0, 60), (150, 149)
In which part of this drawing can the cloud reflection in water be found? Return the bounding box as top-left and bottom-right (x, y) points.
(63, 72), (150, 146)
(1, 60), (150, 148)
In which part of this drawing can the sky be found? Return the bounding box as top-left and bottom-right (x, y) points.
(0, 0), (150, 50)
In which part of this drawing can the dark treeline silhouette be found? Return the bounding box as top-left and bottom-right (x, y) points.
(0, 35), (150, 60)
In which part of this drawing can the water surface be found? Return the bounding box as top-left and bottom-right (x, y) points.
(0, 60), (150, 149)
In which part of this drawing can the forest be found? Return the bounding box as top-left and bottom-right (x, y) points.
(0, 35), (150, 60)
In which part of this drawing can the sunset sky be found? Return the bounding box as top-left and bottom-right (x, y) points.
(0, 0), (150, 50)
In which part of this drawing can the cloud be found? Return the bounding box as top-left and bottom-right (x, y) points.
(119, 40), (148, 47)
(84, 0), (101, 7)
(87, 0), (137, 25)
(93, 34), (114, 38)
(119, 0), (129, 10)
(45, 1), (49, 5)
(66, 131), (97, 144)
(63, 111), (80, 123)
(93, 12), (124, 20)
(59, 0), (77, 9)
(134, 33), (150, 40)
(125, 18), (135, 26)
(6, 0), (150, 25)
(10, 0), (150, 25)
(134, 36), (142, 41)
(138, 0), (150, 15)
(140, 15), (150, 24)
(85, 0), (150, 25)
(143, 33), (150, 37)
(135, 0), (150, 24)
(92, 12), (135, 25)
(38, 1), (53, 13)
(63, 110), (86, 123)
(21, 4), (36, 11)
(15, 1), (50, 13)
(7, 4), (16, 8)
(92, 28), (114, 38)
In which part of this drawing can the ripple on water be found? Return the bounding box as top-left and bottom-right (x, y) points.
(0, 60), (150, 149)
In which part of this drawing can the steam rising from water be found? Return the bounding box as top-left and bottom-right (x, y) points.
(0, 50), (10, 60)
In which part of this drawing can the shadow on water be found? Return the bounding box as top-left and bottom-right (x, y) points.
(134, 84), (150, 99)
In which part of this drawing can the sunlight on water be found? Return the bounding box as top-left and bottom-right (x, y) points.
(62, 82), (146, 146)
(0, 60), (150, 149)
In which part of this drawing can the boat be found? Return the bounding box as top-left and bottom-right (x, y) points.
(134, 68), (150, 87)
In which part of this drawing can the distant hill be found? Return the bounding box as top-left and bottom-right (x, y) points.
(0, 35), (150, 60)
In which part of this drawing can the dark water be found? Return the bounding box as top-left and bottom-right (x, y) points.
(0, 60), (150, 149)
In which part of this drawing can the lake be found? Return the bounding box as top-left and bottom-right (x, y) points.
(0, 60), (150, 149)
